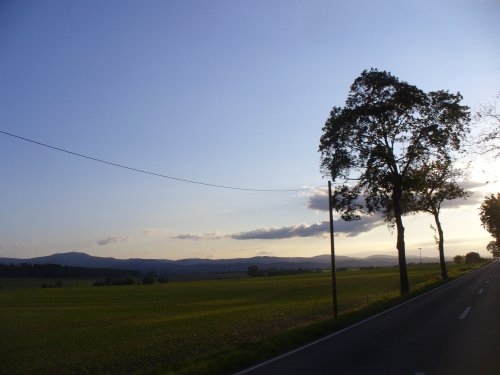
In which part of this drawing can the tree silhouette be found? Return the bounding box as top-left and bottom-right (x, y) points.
(465, 252), (481, 264)
(474, 94), (499, 159)
(407, 159), (470, 280)
(319, 69), (470, 294)
(479, 193), (500, 247)
(486, 241), (500, 258)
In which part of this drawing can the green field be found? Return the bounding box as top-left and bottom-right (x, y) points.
(0, 263), (479, 375)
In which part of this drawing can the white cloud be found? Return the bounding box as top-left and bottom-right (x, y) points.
(142, 228), (171, 236)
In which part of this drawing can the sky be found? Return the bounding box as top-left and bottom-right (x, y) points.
(1, 0), (499, 261)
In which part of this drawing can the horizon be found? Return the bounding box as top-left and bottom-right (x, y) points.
(0, 250), (483, 263)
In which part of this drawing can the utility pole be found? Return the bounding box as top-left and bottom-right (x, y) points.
(328, 181), (338, 319)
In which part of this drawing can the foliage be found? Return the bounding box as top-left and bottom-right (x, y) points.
(465, 252), (482, 264)
(405, 159), (471, 279)
(142, 272), (157, 284)
(453, 255), (464, 264)
(247, 265), (316, 277)
(473, 93), (499, 159)
(247, 265), (263, 277)
(0, 263), (142, 279)
(41, 280), (63, 288)
(319, 69), (470, 294)
(407, 159), (470, 216)
(93, 278), (137, 286)
(486, 241), (500, 258)
(479, 193), (500, 246)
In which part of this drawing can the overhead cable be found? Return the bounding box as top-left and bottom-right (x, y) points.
(0, 129), (322, 192)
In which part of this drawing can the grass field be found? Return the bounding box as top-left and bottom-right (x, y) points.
(0, 263), (480, 375)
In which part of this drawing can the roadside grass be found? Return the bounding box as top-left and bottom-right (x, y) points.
(0, 263), (482, 375)
(180, 263), (482, 375)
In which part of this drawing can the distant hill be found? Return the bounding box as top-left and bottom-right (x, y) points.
(0, 252), (440, 275)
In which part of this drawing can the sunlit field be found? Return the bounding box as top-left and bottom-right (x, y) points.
(0, 263), (479, 375)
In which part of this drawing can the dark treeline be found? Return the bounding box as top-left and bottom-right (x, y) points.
(0, 263), (142, 279)
(247, 265), (321, 277)
(93, 273), (169, 286)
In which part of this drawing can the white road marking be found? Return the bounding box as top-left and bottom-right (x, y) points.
(460, 306), (472, 320)
(479, 288), (484, 294)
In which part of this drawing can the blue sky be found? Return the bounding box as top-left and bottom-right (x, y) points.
(1, 0), (499, 260)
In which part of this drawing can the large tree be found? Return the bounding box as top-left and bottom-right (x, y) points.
(406, 159), (471, 280)
(319, 69), (470, 294)
(479, 193), (500, 247)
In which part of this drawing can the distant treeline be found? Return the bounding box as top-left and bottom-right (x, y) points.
(247, 265), (321, 277)
(93, 274), (169, 286)
(0, 263), (142, 279)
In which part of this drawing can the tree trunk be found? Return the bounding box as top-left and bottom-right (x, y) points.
(393, 182), (409, 295)
(434, 212), (448, 280)
(395, 214), (409, 294)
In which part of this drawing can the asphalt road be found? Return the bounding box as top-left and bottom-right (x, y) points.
(236, 262), (500, 375)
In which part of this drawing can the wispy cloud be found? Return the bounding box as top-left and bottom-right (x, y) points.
(0, 243), (19, 250)
(171, 232), (223, 241)
(96, 236), (131, 246)
(142, 228), (171, 236)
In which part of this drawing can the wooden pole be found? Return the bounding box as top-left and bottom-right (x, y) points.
(328, 181), (338, 318)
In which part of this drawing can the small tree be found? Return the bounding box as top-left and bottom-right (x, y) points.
(453, 255), (464, 264)
(486, 241), (500, 258)
(319, 69), (470, 294)
(247, 265), (262, 277)
(407, 159), (471, 280)
(465, 252), (481, 264)
(479, 193), (500, 247)
(142, 273), (156, 285)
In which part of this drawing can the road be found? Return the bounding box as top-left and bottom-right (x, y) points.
(236, 262), (500, 375)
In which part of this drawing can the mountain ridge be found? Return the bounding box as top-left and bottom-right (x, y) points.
(0, 252), (440, 274)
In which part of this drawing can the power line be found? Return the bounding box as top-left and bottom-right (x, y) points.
(0, 129), (321, 192)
